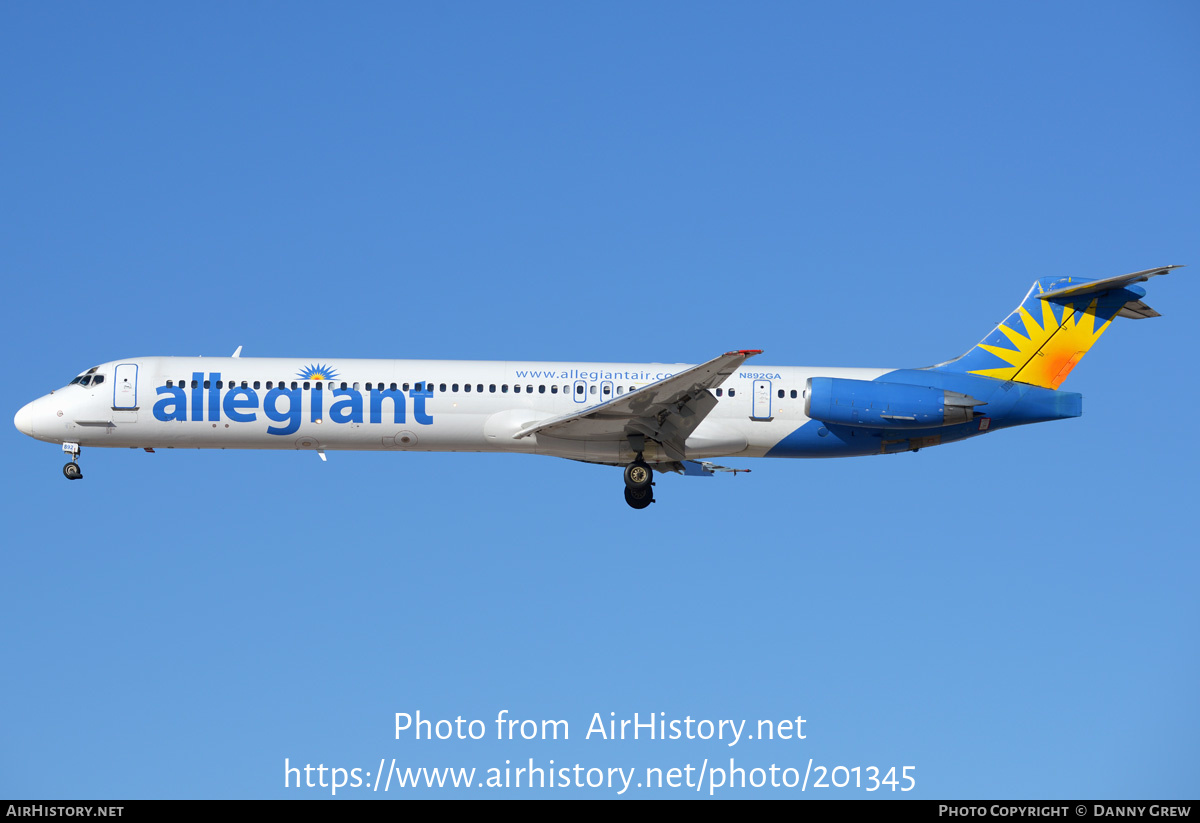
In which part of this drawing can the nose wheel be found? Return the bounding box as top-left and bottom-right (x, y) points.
(62, 442), (82, 480)
(623, 455), (654, 509)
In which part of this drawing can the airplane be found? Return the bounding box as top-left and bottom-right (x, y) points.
(14, 265), (1180, 509)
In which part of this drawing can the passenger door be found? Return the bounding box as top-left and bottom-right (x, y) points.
(113, 364), (138, 409)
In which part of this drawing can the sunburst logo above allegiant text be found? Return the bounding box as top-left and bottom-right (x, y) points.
(297, 363), (339, 381)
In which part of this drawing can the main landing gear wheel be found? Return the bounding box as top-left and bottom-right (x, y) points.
(623, 460), (653, 491)
(623, 454), (655, 508)
(624, 486), (654, 510)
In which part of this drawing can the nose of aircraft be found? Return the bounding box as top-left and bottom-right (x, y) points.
(14, 401), (36, 437)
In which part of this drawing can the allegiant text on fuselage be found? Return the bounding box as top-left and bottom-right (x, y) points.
(152, 372), (431, 436)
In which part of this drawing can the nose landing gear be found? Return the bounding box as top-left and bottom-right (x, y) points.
(623, 455), (654, 509)
(62, 442), (82, 480)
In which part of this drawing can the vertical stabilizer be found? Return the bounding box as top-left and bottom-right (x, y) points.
(935, 266), (1180, 389)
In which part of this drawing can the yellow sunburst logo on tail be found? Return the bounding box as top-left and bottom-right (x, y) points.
(970, 296), (1113, 389)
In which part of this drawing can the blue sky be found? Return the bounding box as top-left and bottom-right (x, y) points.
(2, 2), (1197, 798)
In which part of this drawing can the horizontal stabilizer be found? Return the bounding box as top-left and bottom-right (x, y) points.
(1115, 300), (1161, 320)
(1038, 265), (1182, 303)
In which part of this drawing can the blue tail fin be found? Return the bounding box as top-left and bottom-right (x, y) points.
(936, 266), (1180, 389)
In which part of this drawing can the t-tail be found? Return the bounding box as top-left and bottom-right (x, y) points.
(935, 265), (1183, 389)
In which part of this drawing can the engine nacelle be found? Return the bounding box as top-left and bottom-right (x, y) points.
(804, 377), (984, 429)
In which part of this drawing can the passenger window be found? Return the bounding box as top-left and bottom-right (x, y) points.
(291, 382), (298, 389)
(539, 385), (546, 394)
(715, 388), (723, 397)
(204, 380), (211, 389)
(603, 385), (611, 396)
(550, 385), (558, 394)
(255, 381), (262, 390)
(452, 384), (459, 392)
(575, 385), (584, 395)
(502, 384), (509, 393)
(514, 385), (521, 393)
(166, 380), (173, 387)
(390, 383), (398, 391)
(590, 385), (597, 395)
(791, 389), (798, 398)
(440, 383), (447, 392)
(489, 385), (496, 393)
(477, 384), (484, 393)
(729, 388), (736, 397)
(617, 386), (624, 395)
(464, 384), (472, 392)
(778, 389), (784, 398)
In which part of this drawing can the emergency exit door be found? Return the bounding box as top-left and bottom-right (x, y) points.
(751, 379), (773, 421)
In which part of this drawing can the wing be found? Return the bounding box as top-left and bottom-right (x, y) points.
(661, 460), (753, 476)
(513, 349), (762, 461)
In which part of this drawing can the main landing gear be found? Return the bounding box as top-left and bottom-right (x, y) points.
(62, 442), (82, 480)
(623, 456), (654, 509)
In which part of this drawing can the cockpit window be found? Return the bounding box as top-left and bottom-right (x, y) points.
(69, 369), (105, 387)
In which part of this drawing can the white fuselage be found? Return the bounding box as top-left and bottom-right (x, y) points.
(16, 356), (892, 465)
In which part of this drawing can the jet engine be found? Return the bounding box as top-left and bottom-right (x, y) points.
(804, 377), (985, 429)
